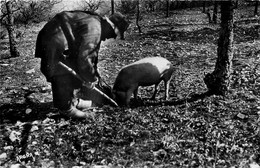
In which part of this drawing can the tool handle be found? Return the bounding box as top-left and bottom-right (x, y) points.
(58, 61), (118, 107)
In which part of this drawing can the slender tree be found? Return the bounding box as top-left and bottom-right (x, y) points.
(147, 0), (155, 12)
(254, 0), (259, 16)
(206, 9), (211, 23)
(6, 1), (20, 58)
(111, 0), (114, 14)
(136, 0), (142, 33)
(204, 1), (234, 96)
(80, 0), (102, 12)
(202, 1), (206, 13)
(235, 0), (238, 8)
(213, 1), (218, 24)
(166, 0), (169, 17)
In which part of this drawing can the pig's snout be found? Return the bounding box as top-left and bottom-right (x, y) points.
(112, 90), (128, 106)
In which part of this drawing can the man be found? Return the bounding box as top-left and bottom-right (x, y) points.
(35, 11), (129, 119)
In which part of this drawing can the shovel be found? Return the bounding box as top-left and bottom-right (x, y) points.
(58, 61), (118, 107)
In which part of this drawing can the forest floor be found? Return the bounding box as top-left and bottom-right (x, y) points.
(0, 7), (260, 168)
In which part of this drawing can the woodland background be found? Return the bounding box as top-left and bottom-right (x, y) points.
(0, 0), (260, 167)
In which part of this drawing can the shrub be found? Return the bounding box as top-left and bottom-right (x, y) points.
(0, 0), (61, 26)
(116, 0), (137, 14)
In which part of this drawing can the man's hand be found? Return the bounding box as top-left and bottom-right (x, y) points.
(82, 81), (95, 89)
(82, 77), (99, 89)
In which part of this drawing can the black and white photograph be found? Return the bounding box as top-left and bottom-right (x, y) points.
(0, 0), (260, 167)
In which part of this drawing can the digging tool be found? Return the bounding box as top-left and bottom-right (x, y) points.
(58, 61), (118, 107)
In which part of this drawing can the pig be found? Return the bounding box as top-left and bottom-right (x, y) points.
(112, 57), (174, 106)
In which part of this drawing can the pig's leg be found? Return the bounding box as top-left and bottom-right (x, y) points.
(125, 86), (137, 106)
(133, 87), (139, 99)
(164, 79), (170, 100)
(125, 90), (132, 106)
(151, 83), (159, 100)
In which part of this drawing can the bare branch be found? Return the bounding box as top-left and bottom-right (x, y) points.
(79, 0), (103, 12)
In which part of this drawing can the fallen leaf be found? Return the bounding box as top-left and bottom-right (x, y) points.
(22, 86), (29, 90)
(0, 153), (7, 160)
(9, 164), (25, 168)
(9, 131), (21, 142)
(90, 165), (110, 168)
(0, 64), (9, 66)
(26, 69), (35, 74)
(237, 113), (246, 119)
(87, 148), (96, 154)
(79, 161), (87, 166)
(31, 125), (39, 132)
(25, 108), (32, 114)
(250, 163), (260, 168)
(3, 146), (13, 150)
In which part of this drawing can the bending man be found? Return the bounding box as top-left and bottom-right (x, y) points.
(35, 11), (129, 118)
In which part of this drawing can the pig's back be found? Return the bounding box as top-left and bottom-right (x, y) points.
(114, 57), (172, 90)
(131, 57), (172, 75)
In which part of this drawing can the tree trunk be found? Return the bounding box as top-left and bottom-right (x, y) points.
(111, 0), (114, 14)
(136, 0), (142, 33)
(254, 1), (259, 16)
(202, 1), (206, 13)
(166, 0), (169, 17)
(206, 9), (212, 23)
(150, 1), (155, 12)
(235, 0), (238, 8)
(204, 1), (234, 96)
(6, 1), (20, 58)
(213, 2), (218, 24)
(189, 1), (192, 10)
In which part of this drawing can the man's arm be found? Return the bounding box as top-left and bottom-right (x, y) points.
(55, 12), (76, 57)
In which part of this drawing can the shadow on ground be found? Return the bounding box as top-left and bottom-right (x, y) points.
(0, 90), (212, 124)
(0, 101), (59, 124)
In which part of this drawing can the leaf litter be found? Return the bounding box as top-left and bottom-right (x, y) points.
(0, 8), (260, 167)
